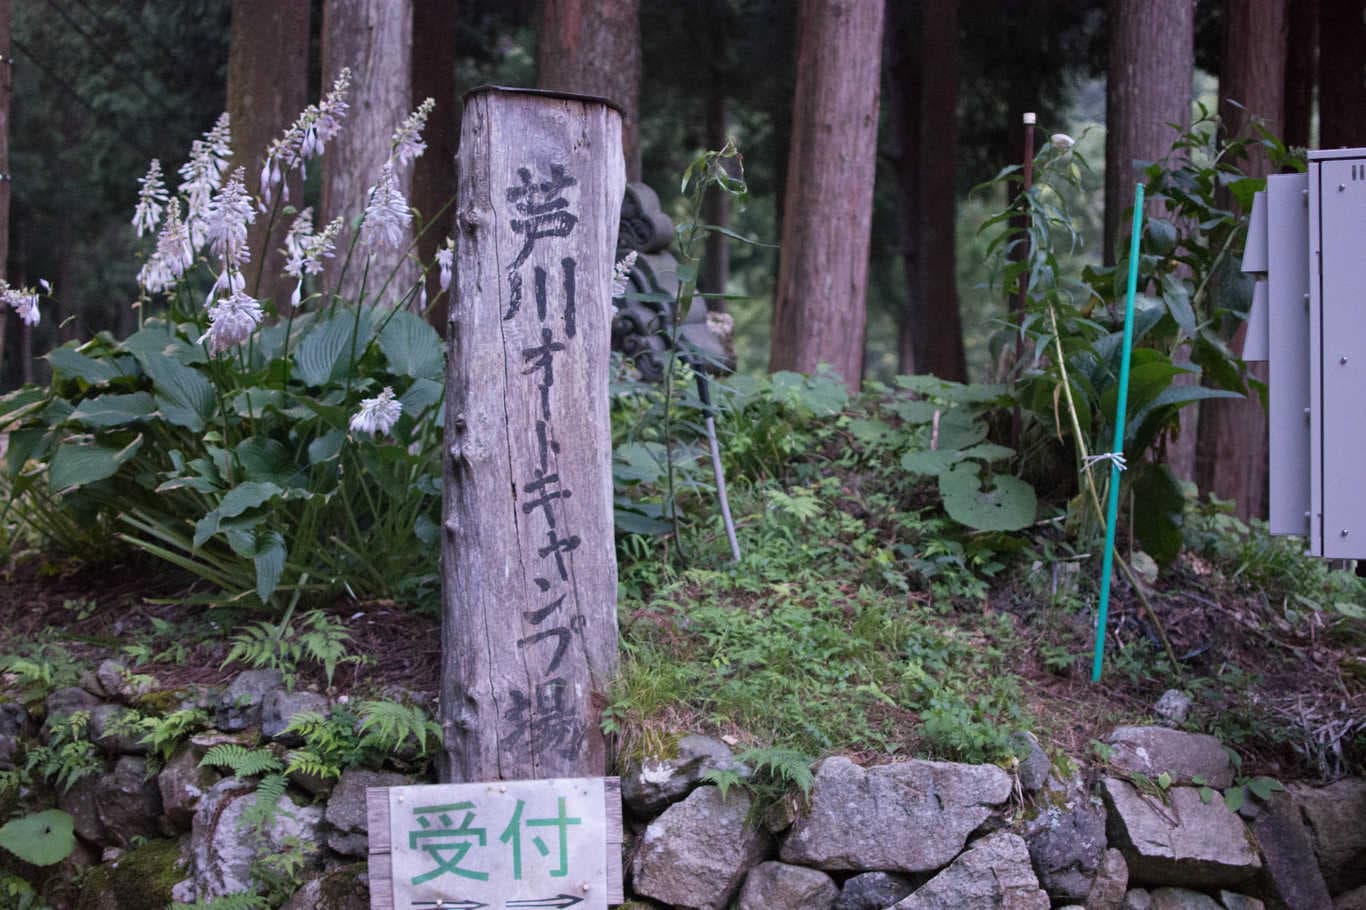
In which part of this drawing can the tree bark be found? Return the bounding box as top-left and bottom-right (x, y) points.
(441, 88), (623, 783)
(1104, 0), (1194, 265)
(1284, 0), (1317, 150)
(1318, 0), (1366, 149)
(1197, 0), (1288, 520)
(0, 0), (10, 383)
(226, 0), (309, 314)
(536, 0), (641, 182)
(888, 0), (966, 380)
(412, 0), (458, 331)
(321, 0), (421, 307)
(768, 0), (885, 390)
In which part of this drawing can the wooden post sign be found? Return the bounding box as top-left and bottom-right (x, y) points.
(441, 88), (624, 786)
(367, 86), (627, 910)
(366, 777), (624, 909)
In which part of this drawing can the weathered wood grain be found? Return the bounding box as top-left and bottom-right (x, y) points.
(441, 87), (625, 784)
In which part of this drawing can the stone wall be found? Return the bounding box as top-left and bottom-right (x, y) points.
(3, 669), (1364, 909)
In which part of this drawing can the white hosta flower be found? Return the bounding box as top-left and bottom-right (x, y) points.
(199, 289), (263, 353)
(390, 97), (435, 167)
(349, 386), (402, 437)
(611, 250), (638, 298)
(362, 162), (412, 249)
(1050, 133), (1076, 151)
(154, 199), (195, 281)
(205, 267), (247, 310)
(1, 281), (42, 326)
(261, 69), (352, 208)
(205, 166), (256, 269)
(283, 211), (342, 308)
(138, 252), (175, 295)
(436, 239), (454, 292)
(179, 116), (232, 249)
(132, 160), (168, 237)
(312, 68), (351, 150)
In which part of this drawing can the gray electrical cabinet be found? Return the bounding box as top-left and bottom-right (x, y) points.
(1244, 148), (1366, 558)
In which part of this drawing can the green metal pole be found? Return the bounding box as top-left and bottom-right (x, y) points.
(1091, 182), (1145, 683)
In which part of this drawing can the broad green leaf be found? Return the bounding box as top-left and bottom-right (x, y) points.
(0, 386), (48, 422)
(231, 388), (286, 418)
(219, 481), (283, 519)
(901, 449), (964, 477)
(235, 438), (295, 485)
(1246, 776), (1284, 801)
(308, 430), (346, 465)
(296, 308), (372, 387)
(141, 353), (214, 432)
(938, 462), (1037, 532)
(378, 309), (444, 381)
(1160, 274), (1197, 338)
(69, 392), (156, 427)
(0, 809), (75, 866)
(847, 418), (892, 444)
(251, 530), (286, 603)
(1145, 218), (1179, 256)
(49, 434), (143, 493)
(398, 378), (443, 419)
(936, 410), (989, 451)
(960, 443), (1015, 462)
(886, 399), (940, 424)
(1132, 463), (1186, 566)
(1224, 786), (1246, 812)
(121, 321), (207, 365)
(46, 347), (117, 385)
(614, 442), (666, 484)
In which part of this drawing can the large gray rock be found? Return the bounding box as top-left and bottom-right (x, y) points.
(60, 773), (108, 843)
(833, 871), (916, 910)
(1088, 848), (1130, 910)
(93, 659), (156, 701)
(738, 861), (838, 910)
(632, 785), (770, 910)
(260, 689), (330, 744)
(1102, 778), (1260, 889)
(621, 734), (747, 816)
(190, 777), (323, 899)
(324, 769), (411, 856)
(0, 702), (27, 769)
(781, 756), (1011, 873)
(1153, 690), (1193, 727)
(1149, 887), (1222, 910)
(1104, 727), (1235, 789)
(216, 669), (283, 731)
(89, 704), (150, 755)
(1290, 779), (1366, 895)
(159, 748), (221, 832)
(93, 756), (163, 846)
(1217, 892), (1266, 910)
(280, 865), (370, 910)
(1025, 799), (1108, 901)
(1013, 731), (1051, 792)
(1124, 889), (1153, 910)
(43, 686), (100, 735)
(889, 831), (1050, 909)
(1245, 791), (1332, 910)
(1333, 885), (1366, 910)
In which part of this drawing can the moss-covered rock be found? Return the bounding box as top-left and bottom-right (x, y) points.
(76, 838), (184, 910)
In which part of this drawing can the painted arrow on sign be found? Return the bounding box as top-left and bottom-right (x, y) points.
(410, 901), (489, 909)
(504, 896), (585, 909)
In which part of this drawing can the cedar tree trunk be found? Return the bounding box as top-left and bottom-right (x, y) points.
(768, 0), (885, 390)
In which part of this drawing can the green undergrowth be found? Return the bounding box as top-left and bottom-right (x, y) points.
(610, 472), (1029, 766)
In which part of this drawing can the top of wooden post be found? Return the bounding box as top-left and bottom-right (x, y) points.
(462, 83), (625, 116)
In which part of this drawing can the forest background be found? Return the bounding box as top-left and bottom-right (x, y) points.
(0, 0), (1361, 520)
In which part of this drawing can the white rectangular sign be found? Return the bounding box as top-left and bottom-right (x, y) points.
(385, 777), (607, 910)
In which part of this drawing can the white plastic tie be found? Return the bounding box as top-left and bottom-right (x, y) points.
(1083, 451), (1127, 472)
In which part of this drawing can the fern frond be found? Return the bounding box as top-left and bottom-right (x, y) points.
(736, 746), (815, 795)
(200, 744), (283, 778)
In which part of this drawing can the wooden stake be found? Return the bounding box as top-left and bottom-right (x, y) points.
(440, 86), (625, 783)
